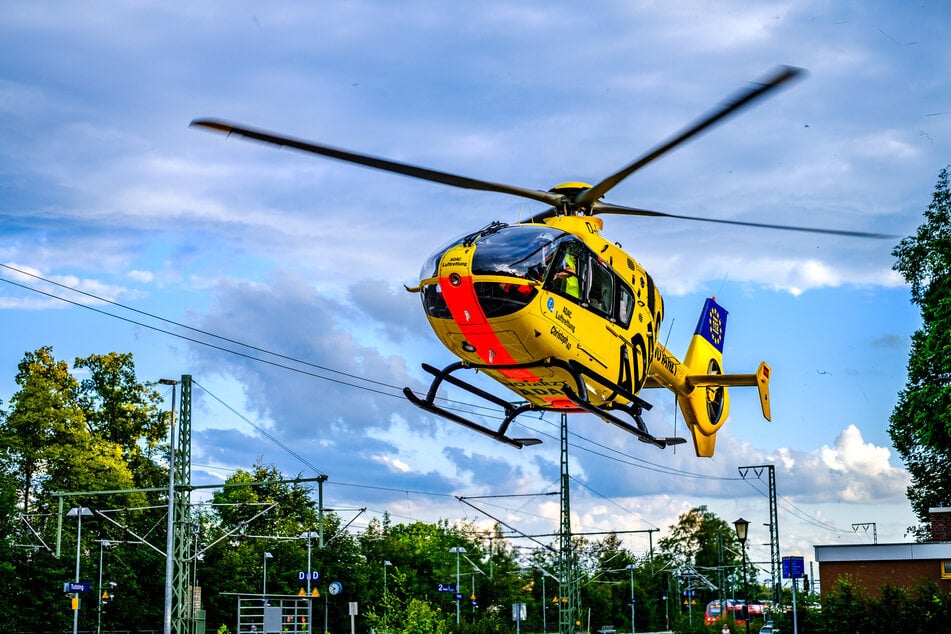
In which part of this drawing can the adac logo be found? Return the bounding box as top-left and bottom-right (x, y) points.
(707, 306), (724, 347)
(547, 297), (555, 312)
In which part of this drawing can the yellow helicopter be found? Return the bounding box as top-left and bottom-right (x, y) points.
(192, 66), (887, 457)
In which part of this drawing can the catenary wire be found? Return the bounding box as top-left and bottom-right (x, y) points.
(2, 262), (851, 541)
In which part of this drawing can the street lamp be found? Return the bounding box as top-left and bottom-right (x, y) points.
(97, 540), (113, 634)
(530, 563), (558, 634)
(383, 560), (393, 633)
(733, 517), (751, 634)
(449, 546), (466, 625)
(626, 563), (636, 634)
(300, 531), (319, 634)
(263, 551), (273, 602)
(68, 506), (94, 634)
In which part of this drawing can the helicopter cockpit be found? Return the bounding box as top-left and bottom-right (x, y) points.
(420, 224), (560, 319)
(420, 223), (636, 327)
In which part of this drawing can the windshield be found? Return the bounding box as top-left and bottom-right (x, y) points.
(419, 225), (566, 319)
(419, 235), (466, 280)
(471, 225), (565, 280)
(419, 224), (567, 282)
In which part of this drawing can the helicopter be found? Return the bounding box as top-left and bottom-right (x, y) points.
(192, 65), (888, 458)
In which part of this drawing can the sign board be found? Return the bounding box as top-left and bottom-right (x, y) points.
(437, 583), (457, 593)
(348, 602), (358, 616)
(512, 603), (527, 621)
(264, 606), (282, 634)
(298, 571), (320, 581)
(63, 582), (90, 593)
(782, 556), (805, 579)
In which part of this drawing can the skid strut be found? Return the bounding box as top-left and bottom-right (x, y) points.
(403, 358), (686, 450)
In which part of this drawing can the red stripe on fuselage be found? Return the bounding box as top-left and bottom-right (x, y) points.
(438, 275), (538, 382)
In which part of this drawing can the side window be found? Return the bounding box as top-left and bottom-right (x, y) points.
(617, 282), (634, 326)
(587, 259), (614, 317)
(548, 241), (587, 303)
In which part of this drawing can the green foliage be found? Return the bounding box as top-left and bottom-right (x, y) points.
(0, 347), (171, 632)
(890, 166), (951, 526)
(790, 576), (951, 634)
(2, 348), (949, 633)
(658, 505), (748, 611)
(400, 597), (452, 634)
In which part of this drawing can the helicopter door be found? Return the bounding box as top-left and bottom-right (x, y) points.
(548, 240), (588, 302)
(586, 258), (615, 317)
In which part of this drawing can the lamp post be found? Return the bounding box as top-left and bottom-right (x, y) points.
(449, 547), (466, 625)
(529, 562), (557, 634)
(626, 563), (636, 634)
(68, 506), (94, 634)
(734, 517), (751, 634)
(300, 531), (319, 634)
(97, 540), (113, 634)
(263, 551), (273, 603)
(383, 560), (393, 633)
(159, 377), (178, 634)
(540, 572), (547, 634)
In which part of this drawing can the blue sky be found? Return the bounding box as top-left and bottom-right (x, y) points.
(2, 1), (949, 579)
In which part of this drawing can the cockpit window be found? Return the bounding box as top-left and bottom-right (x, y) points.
(419, 235), (466, 280)
(470, 226), (564, 281)
(419, 225), (566, 320)
(617, 283), (634, 327)
(419, 225), (567, 282)
(545, 239), (588, 302)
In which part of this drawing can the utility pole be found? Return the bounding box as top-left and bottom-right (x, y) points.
(851, 523), (878, 544)
(557, 412), (578, 634)
(739, 464), (780, 603)
(162, 375), (194, 634)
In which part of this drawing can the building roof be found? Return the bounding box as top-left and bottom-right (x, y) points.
(814, 541), (951, 563)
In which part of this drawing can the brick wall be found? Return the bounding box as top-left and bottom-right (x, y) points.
(930, 507), (951, 541)
(819, 559), (951, 598)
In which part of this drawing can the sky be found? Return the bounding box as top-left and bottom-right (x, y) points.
(2, 1), (949, 589)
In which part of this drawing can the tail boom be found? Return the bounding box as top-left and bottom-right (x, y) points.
(646, 298), (771, 457)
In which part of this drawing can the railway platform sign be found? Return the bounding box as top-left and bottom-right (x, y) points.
(782, 556), (805, 579)
(63, 582), (90, 593)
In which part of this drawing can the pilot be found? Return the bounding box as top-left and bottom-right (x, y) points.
(555, 252), (579, 298)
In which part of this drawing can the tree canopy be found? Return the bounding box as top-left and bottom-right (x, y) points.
(890, 166), (951, 530)
(6, 344), (938, 632)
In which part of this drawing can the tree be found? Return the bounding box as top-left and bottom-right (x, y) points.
(1, 347), (86, 513)
(890, 166), (951, 531)
(0, 347), (174, 632)
(658, 506), (748, 626)
(74, 352), (168, 492)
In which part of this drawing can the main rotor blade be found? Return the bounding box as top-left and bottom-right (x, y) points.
(575, 66), (805, 209)
(591, 201), (897, 239)
(191, 119), (564, 207)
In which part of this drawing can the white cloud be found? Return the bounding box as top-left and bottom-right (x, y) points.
(771, 425), (909, 505)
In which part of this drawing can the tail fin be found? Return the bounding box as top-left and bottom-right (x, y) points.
(677, 298), (731, 457)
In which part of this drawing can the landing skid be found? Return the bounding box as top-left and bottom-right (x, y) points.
(403, 359), (686, 450)
(403, 362), (543, 448)
(561, 385), (686, 449)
